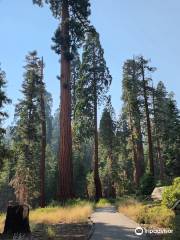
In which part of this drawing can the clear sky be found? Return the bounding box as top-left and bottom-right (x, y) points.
(0, 0), (180, 126)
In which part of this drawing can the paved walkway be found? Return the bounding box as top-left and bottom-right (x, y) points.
(90, 207), (147, 240)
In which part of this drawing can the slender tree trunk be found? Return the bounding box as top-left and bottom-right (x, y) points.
(152, 86), (164, 181)
(59, 1), (73, 201)
(126, 95), (141, 185)
(93, 51), (102, 201)
(157, 139), (164, 181)
(108, 149), (116, 198)
(141, 62), (154, 176)
(135, 124), (145, 178)
(93, 94), (102, 201)
(132, 60), (144, 182)
(39, 57), (46, 208)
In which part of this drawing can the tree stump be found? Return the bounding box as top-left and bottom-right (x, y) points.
(3, 204), (31, 236)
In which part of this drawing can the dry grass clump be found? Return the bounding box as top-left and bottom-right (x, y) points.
(118, 198), (175, 228)
(30, 203), (92, 224)
(0, 213), (5, 233)
(118, 199), (145, 222)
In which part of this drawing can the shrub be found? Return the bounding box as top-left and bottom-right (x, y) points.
(46, 226), (56, 239)
(118, 200), (175, 228)
(162, 177), (180, 208)
(148, 206), (175, 228)
(96, 198), (111, 208)
(139, 173), (155, 195)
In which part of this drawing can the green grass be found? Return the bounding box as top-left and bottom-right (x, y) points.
(96, 198), (112, 208)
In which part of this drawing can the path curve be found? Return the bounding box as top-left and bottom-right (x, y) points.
(90, 206), (147, 240)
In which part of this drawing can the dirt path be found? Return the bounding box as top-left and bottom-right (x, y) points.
(90, 206), (147, 240)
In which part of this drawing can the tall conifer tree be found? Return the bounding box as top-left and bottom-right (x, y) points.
(33, 0), (91, 201)
(76, 31), (112, 201)
(0, 65), (11, 170)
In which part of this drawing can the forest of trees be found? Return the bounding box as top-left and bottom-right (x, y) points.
(0, 0), (180, 209)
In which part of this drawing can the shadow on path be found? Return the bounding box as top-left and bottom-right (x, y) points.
(90, 207), (147, 240)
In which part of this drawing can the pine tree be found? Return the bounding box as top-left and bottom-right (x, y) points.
(164, 93), (180, 178)
(76, 31), (112, 201)
(33, 0), (91, 201)
(153, 81), (168, 181)
(99, 97), (116, 198)
(38, 57), (46, 208)
(12, 51), (41, 204)
(138, 56), (155, 176)
(122, 59), (144, 185)
(116, 111), (134, 192)
(0, 65), (11, 170)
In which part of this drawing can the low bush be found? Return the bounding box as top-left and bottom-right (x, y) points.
(162, 177), (180, 208)
(96, 198), (111, 208)
(118, 199), (175, 228)
(139, 173), (155, 195)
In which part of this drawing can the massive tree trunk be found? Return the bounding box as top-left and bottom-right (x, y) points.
(141, 63), (154, 176)
(59, 1), (73, 201)
(39, 57), (46, 208)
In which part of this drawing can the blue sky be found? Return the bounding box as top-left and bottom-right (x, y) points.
(0, 0), (180, 126)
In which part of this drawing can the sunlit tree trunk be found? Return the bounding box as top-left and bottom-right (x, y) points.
(59, 1), (73, 201)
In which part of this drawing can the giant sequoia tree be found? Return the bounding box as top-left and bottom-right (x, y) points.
(76, 31), (112, 201)
(33, 0), (91, 201)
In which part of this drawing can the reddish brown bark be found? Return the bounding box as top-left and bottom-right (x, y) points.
(59, 1), (73, 201)
(39, 57), (46, 208)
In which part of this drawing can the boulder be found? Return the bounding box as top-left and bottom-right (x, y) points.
(151, 187), (165, 201)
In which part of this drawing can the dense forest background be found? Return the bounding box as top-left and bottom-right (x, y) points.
(0, 0), (180, 209)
